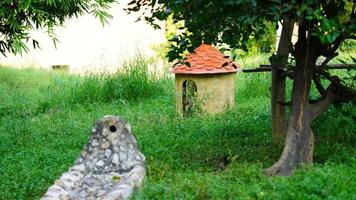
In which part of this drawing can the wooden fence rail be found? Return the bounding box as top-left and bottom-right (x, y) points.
(243, 64), (356, 73)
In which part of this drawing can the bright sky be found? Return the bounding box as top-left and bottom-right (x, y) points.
(0, 1), (165, 74)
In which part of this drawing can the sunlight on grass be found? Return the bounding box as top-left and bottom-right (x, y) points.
(0, 54), (355, 199)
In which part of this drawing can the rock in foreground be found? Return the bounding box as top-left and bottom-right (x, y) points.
(42, 116), (146, 200)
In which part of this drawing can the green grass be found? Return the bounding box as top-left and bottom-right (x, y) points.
(0, 56), (355, 200)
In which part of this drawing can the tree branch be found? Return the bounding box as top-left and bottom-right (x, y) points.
(310, 89), (335, 121)
(278, 18), (295, 55)
(313, 75), (326, 96)
(311, 68), (356, 120)
(310, 90), (335, 120)
(319, 17), (356, 58)
(319, 70), (350, 92)
(320, 52), (338, 69)
(319, 70), (356, 102)
(321, 36), (344, 57)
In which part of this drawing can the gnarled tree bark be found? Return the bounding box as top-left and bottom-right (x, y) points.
(271, 18), (295, 144)
(264, 14), (356, 175)
(266, 22), (321, 175)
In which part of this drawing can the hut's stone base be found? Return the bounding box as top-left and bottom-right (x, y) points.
(42, 116), (145, 200)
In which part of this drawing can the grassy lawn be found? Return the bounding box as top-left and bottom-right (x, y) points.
(0, 57), (355, 199)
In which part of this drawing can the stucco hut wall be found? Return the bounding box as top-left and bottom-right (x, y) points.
(175, 73), (236, 114)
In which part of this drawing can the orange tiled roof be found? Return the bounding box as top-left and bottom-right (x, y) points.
(171, 44), (240, 74)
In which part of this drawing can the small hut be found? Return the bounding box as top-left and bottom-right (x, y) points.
(171, 44), (240, 115)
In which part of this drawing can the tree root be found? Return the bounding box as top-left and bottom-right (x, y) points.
(264, 159), (293, 176)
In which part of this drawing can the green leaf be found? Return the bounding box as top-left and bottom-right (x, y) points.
(93, 10), (113, 26)
(326, 31), (340, 44)
(321, 19), (331, 30)
(305, 15), (313, 20)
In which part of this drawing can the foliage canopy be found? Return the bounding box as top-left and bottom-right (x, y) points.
(127, 0), (355, 61)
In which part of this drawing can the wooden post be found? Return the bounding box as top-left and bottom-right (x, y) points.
(271, 19), (295, 144)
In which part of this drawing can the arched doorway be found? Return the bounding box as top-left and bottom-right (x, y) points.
(182, 80), (197, 115)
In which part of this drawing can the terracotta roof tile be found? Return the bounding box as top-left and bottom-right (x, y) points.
(171, 44), (240, 74)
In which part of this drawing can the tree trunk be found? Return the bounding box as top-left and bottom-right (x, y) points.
(271, 19), (295, 144)
(265, 24), (318, 175)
